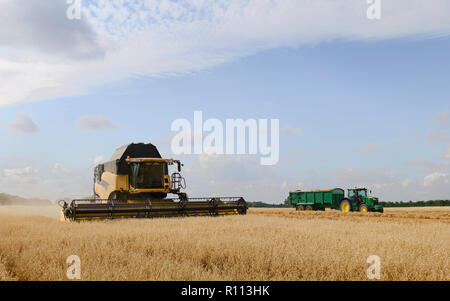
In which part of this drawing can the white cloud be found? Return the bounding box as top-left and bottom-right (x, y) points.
(90, 155), (105, 166)
(435, 110), (450, 129)
(76, 115), (118, 130)
(8, 112), (40, 134)
(357, 143), (382, 153)
(321, 168), (450, 201)
(52, 163), (69, 174)
(181, 154), (285, 202)
(401, 179), (410, 188)
(2, 0), (450, 106)
(405, 158), (450, 172)
(0, 163), (91, 200)
(444, 145), (450, 160)
(178, 154), (449, 203)
(325, 168), (397, 190)
(3, 166), (37, 178)
(280, 125), (303, 136)
(0, 0), (104, 60)
(0, 155), (448, 202)
(427, 129), (449, 143)
(424, 172), (449, 187)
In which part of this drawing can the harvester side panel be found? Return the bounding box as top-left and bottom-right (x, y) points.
(95, 172), (129, 200)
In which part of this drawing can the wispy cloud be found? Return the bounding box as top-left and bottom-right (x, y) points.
(89, 155), (105, 166)
(3, 166), (37, 178)
(427, 129), (449, 143)
(444, 145), (450, 160)
(404, 158), (450, 172)
(280, 125), (303, 136)
(435, 110), (450, 129)
(8, 112), (40, 134)
(2, 0), (450, 106)
(182, 153), (283, 202)
(357, 143), (382, 153)
(76, 115), (118, 130)
(424, 172), (449, 187)
(0, 163), (91, 200)
(0, 0), (104, 60)
(51, 163), (69, 174)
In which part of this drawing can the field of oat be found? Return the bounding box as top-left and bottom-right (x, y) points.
(0, 206), (448, 281)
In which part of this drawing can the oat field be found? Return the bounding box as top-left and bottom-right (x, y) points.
(0, 206), (448, 281)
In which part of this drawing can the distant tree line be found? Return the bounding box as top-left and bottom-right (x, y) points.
(380, 200), (450, 207)
(248, 199), (450, 208)
(247, 201), (290, 208)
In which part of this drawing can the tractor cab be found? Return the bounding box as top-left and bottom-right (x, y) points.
(347, 188), (383, 213)
(348, 188), (367, 200)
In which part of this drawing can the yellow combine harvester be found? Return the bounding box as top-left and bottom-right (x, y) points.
(59, 143), (247, 221)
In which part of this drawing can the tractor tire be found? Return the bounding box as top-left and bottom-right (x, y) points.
(305, 205), (314, 211)
(296, 205), (305, 211)
(237, 198), (247, 215)
(359, 203), (370, 213)
(340, 199), (352, 212)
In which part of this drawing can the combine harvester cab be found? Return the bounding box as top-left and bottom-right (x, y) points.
(60, 143), (247, 221)
(288, 187), (383, 213)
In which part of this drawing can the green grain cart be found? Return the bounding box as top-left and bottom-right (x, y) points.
(288, 188), (384, 213)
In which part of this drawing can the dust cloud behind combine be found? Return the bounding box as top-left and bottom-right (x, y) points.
(0, 205), (60, 219)
(0, 206), (448, 281)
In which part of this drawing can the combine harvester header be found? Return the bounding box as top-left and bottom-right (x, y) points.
(60, 143), (247, 221)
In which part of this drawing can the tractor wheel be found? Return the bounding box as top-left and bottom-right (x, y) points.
(305, 205), (314, 211)
(296, 205), (305, 211)
(237, 198), (247, 215)
(359, 203), (369, 213)
(340, 199), (352, 212)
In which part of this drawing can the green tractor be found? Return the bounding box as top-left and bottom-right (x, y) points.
(341, 188), (383, 213)
(288, 187), (384, 213)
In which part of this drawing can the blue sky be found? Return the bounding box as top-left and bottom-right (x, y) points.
(0, 0), (449, 202)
